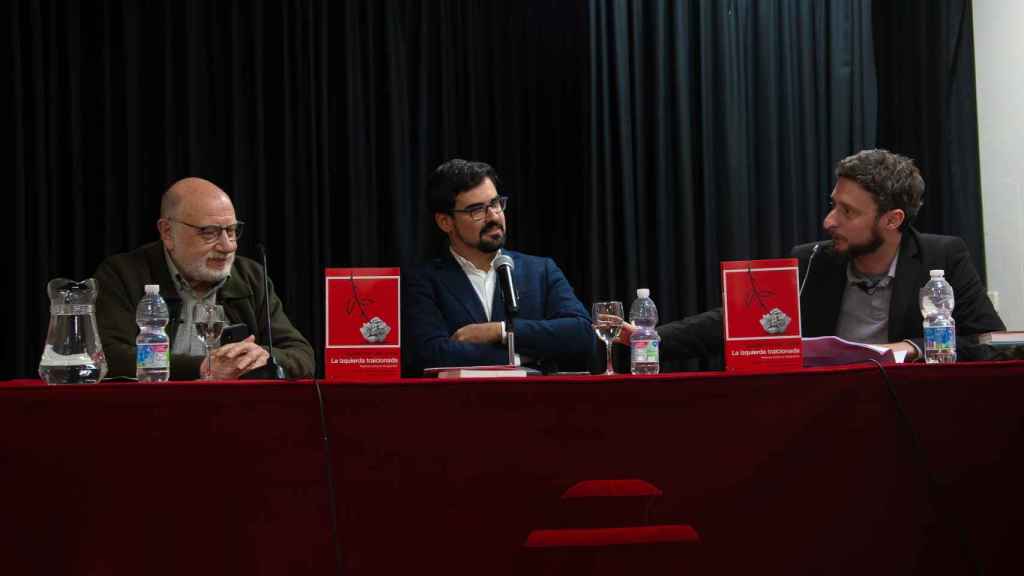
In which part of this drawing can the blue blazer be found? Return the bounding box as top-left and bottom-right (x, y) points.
(402, 250), (594, 375)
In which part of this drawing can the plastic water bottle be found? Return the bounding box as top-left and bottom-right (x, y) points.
(920, 270), (956, 364)
(136, 284), (171, 381)
(629, 288), (661, 374)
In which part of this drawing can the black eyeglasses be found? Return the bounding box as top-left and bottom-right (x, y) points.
(449, 196), (508, 222)
(168, 219), (245, 243)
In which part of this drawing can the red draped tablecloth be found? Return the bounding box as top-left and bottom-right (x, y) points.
(3, 362), (1023, 574)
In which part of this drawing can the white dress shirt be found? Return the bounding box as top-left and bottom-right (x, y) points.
(448, 247), (515, 360)
(449, 247), (499, 321)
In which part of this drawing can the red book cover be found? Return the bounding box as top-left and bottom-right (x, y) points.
(324, 268), (401, 380)
(721, 258), (802, 372)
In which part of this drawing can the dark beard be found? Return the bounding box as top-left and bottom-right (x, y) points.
(844, 228), (884, 258)
(477, 224), (505, 253)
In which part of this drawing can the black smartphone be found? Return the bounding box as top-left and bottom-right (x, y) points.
(220, 323), (251, 345)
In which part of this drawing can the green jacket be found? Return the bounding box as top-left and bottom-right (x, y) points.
(94, 241), (315, 379)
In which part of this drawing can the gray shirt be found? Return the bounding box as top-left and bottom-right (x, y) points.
(164, 251), (229, 356)
(834, 254), (899, 344)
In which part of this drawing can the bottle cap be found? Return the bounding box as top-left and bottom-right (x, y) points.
(929, 270), (945, 278)
(144, 284), (160, 294)
(637, 288), (650, 298)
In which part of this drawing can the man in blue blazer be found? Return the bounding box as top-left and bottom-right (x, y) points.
(402, 159), (594, 376)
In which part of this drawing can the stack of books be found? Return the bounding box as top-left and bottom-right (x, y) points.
(976, 331), (1024, 346)
(424, 365), (529, 379)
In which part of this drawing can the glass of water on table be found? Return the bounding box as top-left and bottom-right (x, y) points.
(193, 303), (226, 380)
(592, 301), (624, 375)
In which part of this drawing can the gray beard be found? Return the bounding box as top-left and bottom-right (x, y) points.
(178, 255), (234, 285)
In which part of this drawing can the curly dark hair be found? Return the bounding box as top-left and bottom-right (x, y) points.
(836, 149), (924, 231)
(426, 159), (501, 215)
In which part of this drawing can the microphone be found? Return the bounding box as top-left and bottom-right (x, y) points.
(493, 253), (519, 366)
(493, 253), (519, 314)
(798, 243), (820, 298)
(257, 243), (287, 379)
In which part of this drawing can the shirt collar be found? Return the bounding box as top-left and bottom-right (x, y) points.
(846, 252), (899, 292)
(449, 246), (501, 275)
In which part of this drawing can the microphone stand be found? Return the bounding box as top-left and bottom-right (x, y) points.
(257, 243), (287, 379)
(494, 254), (520, 367)
(506, 312), (517, 367)
(799, 243), (821, 299)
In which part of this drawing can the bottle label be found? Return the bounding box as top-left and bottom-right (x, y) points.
(137, 343), (170, 369)
(923, 326), (955, 351)
(631, 339), (660, 363)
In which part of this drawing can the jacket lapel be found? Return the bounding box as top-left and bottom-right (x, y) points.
(218, 270), (255, 326)
(803, 246), (847, 337)
(437, 251), (489, 323)
(142, 243), (186, 338)
(491, 289), (506, 323)
(888, 231), (924, 342)
(142, 242), (181, 303)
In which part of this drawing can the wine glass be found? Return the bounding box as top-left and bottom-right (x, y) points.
(592, 301), (624, 375)
(193, 303), (226, 380)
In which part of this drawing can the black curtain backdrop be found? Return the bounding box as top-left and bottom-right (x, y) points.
(586, 0), (876, 351)
(8, 0), (984, 379)
(873, 0), (987, 274)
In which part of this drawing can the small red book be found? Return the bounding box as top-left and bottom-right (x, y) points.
(721, 258), (803, 372)
(324, 267), (401, 380)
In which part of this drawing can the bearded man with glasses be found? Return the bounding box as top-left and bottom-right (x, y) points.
(94, 177), (314, 380)
(402, 159), (594, 376)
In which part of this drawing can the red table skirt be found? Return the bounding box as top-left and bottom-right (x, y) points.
(3, 362), (1023, 575)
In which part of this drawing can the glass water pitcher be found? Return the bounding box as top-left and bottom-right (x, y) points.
(38, 278), (108, 384)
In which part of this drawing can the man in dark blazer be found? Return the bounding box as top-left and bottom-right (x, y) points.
(630, 149), (1004, 363)
(402, 159), (594, 376)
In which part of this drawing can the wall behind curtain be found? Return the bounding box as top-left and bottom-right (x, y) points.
(9, 0), (984, 379)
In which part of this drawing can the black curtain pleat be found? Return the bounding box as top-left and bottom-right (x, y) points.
(873, 0), (986, 277)
(8, 0), (983, 379)
(587, 0), (875, 371)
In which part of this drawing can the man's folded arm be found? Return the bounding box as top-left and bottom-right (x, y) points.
(944, 236), (1005, 338)
(655, 307), (725, 361)
(402, 270), (508, 374)
(514, 317), (594, 358)
(901, 237), (1005, 356)
(512, 259), (594, 363)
